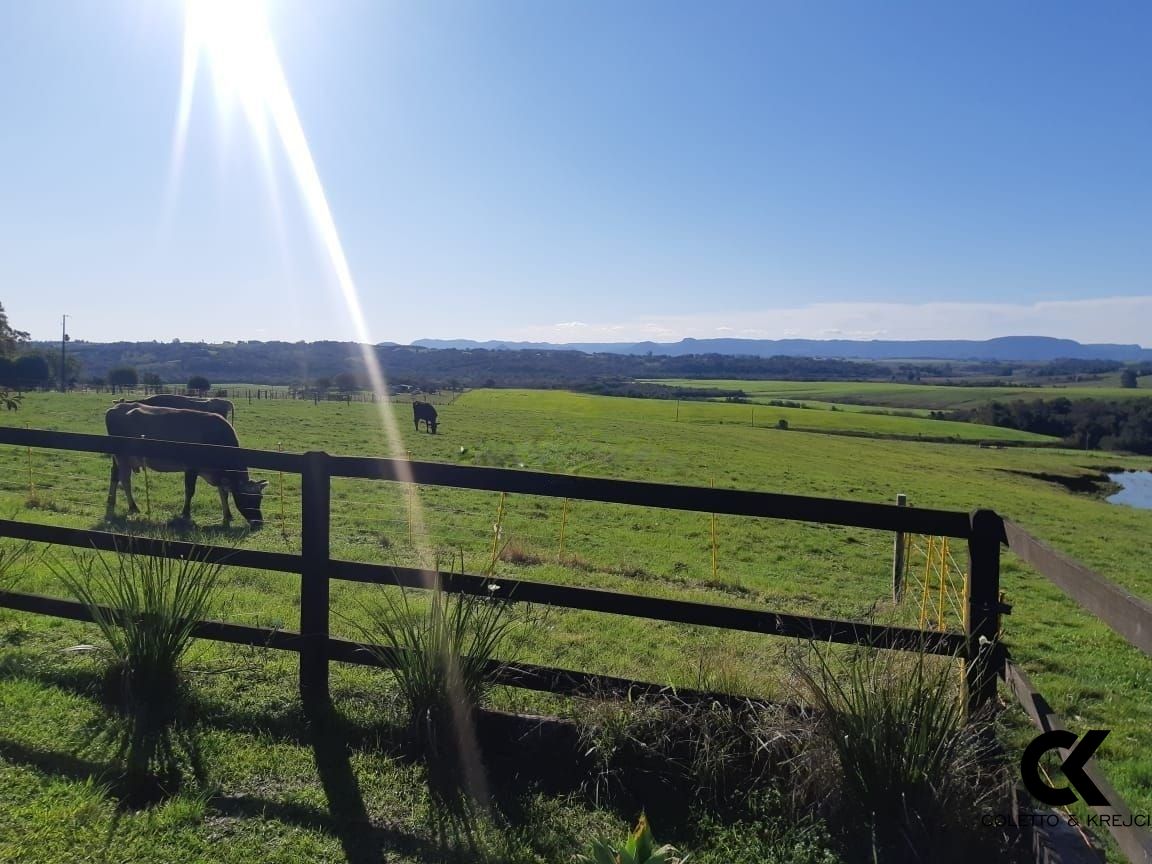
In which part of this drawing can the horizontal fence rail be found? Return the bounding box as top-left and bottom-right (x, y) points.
(0, 518), (302, 574)
(0, 426), (972, 535)
(0, 589), (751, 706)
(330, 560), (967, 655)
(0, 426), (301, 473)
(1004, 520), (1152, 658)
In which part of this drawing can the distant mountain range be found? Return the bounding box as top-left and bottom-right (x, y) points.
(413, 336), (1152, 363)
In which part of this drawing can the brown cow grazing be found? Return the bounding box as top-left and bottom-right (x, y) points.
(117, 393), (235, 423)
(105, 403), (266, 527)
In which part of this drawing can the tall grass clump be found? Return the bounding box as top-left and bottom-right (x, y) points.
(790, 642), (1006, 863)
(0, 539), (36, 590)
(55, 541), (224, 800)
(356, 580), (531, 796)
(572, 690), (800, 821)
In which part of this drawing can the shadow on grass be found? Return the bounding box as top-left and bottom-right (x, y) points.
(92, 514), (251, 543)
(0, 658), (599, 858)
(0, 733), (443, 863)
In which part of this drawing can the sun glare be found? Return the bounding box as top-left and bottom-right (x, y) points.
(173, 0), (404, 462)
(169, 0), (492, 806)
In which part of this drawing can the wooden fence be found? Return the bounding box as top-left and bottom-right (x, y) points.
(0, 425), (995, 712)
(4, 425), (1152, 859)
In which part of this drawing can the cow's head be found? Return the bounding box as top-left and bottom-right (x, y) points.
(429, 418), (438, 434)
(232, 478), (268, 528)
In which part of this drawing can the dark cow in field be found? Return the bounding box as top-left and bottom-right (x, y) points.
(105, 403), (266, 527)
(117, 394), (235, 423)
(412, 401), (438, 434)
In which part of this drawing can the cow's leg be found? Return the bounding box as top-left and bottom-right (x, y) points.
(120, 462), (140, 514)
(217, 484), (233, 526)
(105, 459), (119, 517)
(182, 470), (198, 522)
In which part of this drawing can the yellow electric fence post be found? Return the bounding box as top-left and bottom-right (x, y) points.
(918, 535), (934, 631)
(903, 531), (912, 581)
(489, 491), (507, 572)
(710, 478), (718, 582)
(558, 497), (570, 559)
(936, 538), (949, 631)
(25, 422), (34, 501)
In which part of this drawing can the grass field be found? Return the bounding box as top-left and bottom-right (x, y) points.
(509, 387), (1055, 440)
(3, 387), (1152, 860)
(649, 377), (1152, 410)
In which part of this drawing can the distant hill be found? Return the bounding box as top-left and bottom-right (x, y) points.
(19, 340), (893, 387)
(13, 336), (1147, 389)
(414, 336), (1152, 363)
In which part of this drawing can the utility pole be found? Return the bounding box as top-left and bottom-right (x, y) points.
(60, 314), (69, 392)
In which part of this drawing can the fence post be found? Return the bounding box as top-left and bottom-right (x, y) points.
(300, 450), (331, 715)
(965, 508), (1003, 717)
(891, 493), (907, 601)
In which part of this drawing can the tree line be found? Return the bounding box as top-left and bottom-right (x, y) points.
(11, 338), (898, 389)
(944, 397), (1152, 454)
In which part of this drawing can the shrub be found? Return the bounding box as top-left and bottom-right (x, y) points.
(790, 643), (1006, 862)
(55, 541), (224, 799)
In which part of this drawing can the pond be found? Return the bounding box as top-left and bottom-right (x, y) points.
(1106, 471), (1152, 509)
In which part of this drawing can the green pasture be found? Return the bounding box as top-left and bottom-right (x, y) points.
(650, 377), (1152, 410)
(534, 389), (1055, 442)
(3, 388), (1152, 859)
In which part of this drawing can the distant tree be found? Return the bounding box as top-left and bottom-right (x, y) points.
(108, 366), (139, 390)
(0, 301), (30, 358)
(187, 375), (211, 394)
(0, 357), (13, 387)
(334, 371), (359, 391)
(142, 371), (163, 388)
(46, 353), (82, 388)
(14, 354), (51, 387)
(1120, 368), (1138, 389)
(777, 418), (789, 430)
(313, 376), (332, 392)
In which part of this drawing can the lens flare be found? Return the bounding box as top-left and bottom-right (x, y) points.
(170, 0), (490, 805)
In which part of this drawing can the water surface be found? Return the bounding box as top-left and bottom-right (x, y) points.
(1106, 471), (1152, 509)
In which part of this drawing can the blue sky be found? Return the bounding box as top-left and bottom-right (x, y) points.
(1, 0), (1149, 345)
